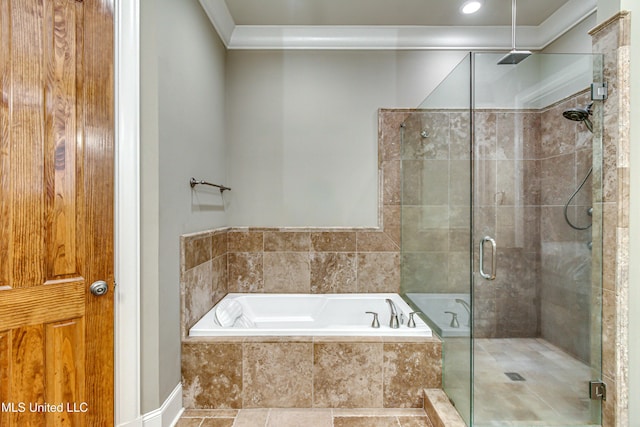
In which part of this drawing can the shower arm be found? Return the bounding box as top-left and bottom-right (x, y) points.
(510, 0), (517, 51)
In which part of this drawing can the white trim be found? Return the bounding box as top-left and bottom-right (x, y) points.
(141, 384), (184, 427)
(115, 0), (141, 426)
(117, 384), (183, 427)
(198, 0), (235, 46)
(200, 0), (596, 50)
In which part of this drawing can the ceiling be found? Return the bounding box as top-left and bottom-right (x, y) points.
(224, 0), (569, 27)
(199, 0), (597, 49)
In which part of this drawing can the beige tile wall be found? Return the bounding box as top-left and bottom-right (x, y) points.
(590, 11), (631, 427)
(182, 336), (441, 409)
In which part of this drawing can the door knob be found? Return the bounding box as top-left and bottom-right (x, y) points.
(90, 280), (108, 296)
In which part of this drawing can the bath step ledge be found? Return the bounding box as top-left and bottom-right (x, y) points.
(423, 389), (466, 427)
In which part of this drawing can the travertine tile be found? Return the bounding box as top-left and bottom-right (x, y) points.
(232, 409), (270, 427)
(310, 231), (356, 252)
(379, 109), (408, 162)
(263, 252), (310, 293)
(383, 343), (442, 408)
(228, 231), (263, 252)
(333, 416), (399, 427)
(182, 261), (214, 337)
(382, 160), (401, 205)
(357, 231), (399, 252)
(175, 418), (204, 427)
(182, 342), (243, 409)
(227, 252), (263, 293)
(243, 342), (313, 408)
(398, 416), (433, 427)
(313, 342), (383, 408)
(212, 255), (228, 306)
(423, 389), (466, 427)
(266, 409), (332, 427)
(310, 252), (357, 293)
(181, 409), (238, 418)
(184, 234), (213, 271)
(382, 205), (401, 247)
(264, 231), (310, 251)
(357, 252), (400, 293)
(200, 418), (235, 427)
(212, 231), (228, 259)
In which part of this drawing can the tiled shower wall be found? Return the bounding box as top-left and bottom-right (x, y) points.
(397, 90), (595, 361)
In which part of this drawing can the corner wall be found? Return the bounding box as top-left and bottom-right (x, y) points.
(140, 0), (228, 413)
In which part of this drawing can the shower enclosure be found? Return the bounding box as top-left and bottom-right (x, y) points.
(401, 53), (604, 426)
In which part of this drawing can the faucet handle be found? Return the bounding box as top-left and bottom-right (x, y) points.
(365, 311), (380, 328)
(407, 311), (421, 328)
(444, 311), (460, 328)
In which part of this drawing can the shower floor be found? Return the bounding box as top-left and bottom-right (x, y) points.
(473, 338), (599, 427)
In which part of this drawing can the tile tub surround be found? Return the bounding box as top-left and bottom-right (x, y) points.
(181, 336), (441, 409)
(180, 227), (403, 337)
(180, 110), (407, 338)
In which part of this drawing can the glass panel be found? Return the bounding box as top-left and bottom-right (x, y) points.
(472, 52), (603, 427)
(401, 54), (472, 425)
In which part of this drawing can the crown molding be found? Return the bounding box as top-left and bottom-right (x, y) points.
(199, 0), (596, 50)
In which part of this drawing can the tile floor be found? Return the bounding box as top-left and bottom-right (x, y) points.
(176, 408), (434, 427)
(473, 338), (599, 427)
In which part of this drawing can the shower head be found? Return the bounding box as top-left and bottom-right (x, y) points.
(497, 49), (532, 65)
(562, 103), (593, 133)
(497, 0), (531, 65)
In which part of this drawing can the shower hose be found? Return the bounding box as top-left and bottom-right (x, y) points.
(563, 167), (593, 230)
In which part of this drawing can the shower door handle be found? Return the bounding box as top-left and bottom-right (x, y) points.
(479, 236), (497, 280)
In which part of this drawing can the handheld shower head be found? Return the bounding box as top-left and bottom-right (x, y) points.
(562, 103), (593, 133)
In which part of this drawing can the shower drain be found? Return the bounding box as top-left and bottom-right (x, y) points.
(504, 372), (525, 381)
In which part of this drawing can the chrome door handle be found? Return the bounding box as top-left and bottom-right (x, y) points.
(479, 236), (496, 280)
(90, 280), (109, 296)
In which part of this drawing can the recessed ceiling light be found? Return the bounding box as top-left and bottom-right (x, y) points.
(460, 0), (483, 14)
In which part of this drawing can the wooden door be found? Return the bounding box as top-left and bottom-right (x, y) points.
(0, 0), (114, 425)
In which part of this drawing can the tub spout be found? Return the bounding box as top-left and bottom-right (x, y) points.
(385, 298), (400, 329)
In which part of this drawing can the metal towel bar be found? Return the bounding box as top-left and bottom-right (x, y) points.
(189, 177), (231, 193)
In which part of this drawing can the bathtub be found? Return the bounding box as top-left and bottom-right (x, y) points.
(189, 293), (432, 337)
(405, 293), (470, 338)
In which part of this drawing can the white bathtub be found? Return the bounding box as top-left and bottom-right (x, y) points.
(405, 293), (471, 338)
(189, 293), (432, 337)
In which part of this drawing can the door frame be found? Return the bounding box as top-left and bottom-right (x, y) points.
(115, 0), (142, 425)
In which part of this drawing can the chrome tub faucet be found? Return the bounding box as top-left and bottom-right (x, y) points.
(385, 298), (400, 328)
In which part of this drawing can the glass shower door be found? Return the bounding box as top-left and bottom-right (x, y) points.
(471, 52), (603, 426)
(401, 54), (473, 425)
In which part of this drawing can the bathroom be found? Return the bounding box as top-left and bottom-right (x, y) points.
(119, 0), (638, 426)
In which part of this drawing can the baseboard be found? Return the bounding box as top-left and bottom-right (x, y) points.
(118, 383), (183, 427)
(142, 383), (183, 427)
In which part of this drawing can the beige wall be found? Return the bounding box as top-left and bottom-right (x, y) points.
(543, 12), (598, 54)
(140, 0), (228, 413)
(224, 50), (467, 227)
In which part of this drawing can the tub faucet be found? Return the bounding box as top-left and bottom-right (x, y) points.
(455, 298), (471, 327)
(385, 299), (400, 329)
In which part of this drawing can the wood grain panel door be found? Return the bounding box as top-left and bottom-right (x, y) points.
(0, 0), (114, 425)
